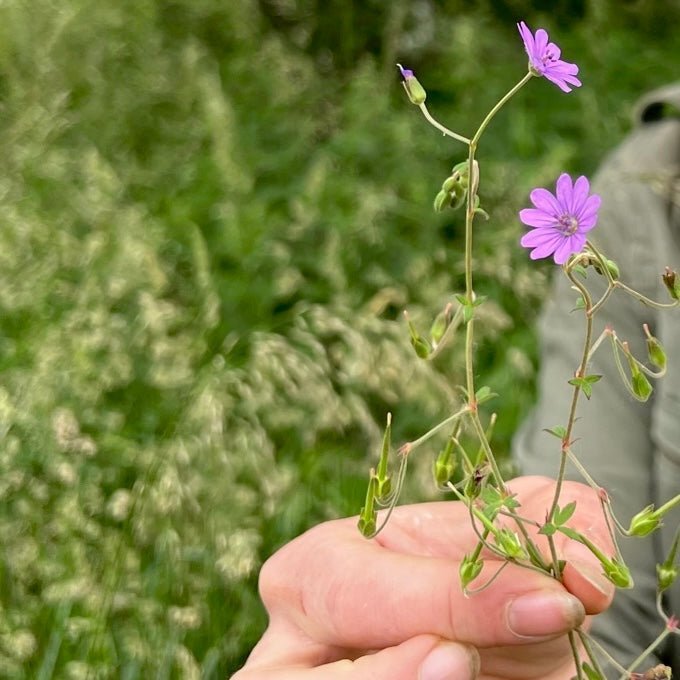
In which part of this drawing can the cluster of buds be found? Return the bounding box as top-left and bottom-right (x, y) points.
(434, 161), (475, 212)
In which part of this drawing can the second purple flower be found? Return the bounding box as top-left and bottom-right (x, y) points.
(519, 173), (601, 265)
(517, 21), (581, 93)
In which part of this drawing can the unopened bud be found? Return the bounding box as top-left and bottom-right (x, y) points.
(459, 554), (483, 589)
(591, 257), (620, 280)
(628, 504), (661, 537)
(357, 511), (377, 537)
(433, 437), (456, 485)
(662, 267), (680, 300)
(495, 529), (528, 560)
(434, 189), (449, 212)
(463, 465), (487, 500)
(656, 563), (678, 592)
(397, 64), (426, 105)
(602, 558), (633, 589)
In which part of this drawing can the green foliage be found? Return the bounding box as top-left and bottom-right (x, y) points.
(0, 0), (677, 676)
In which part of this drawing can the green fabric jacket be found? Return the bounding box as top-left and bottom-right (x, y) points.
(515, 83), (680, 676)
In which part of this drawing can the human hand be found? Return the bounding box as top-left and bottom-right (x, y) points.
(233, 476), (615, 680)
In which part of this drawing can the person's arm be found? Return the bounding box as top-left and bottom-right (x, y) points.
(514, 101), (680, 673)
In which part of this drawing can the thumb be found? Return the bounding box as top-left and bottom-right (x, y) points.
(233, 635), (479, 680)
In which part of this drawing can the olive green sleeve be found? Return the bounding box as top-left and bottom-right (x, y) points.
(514, 114), (680, 675)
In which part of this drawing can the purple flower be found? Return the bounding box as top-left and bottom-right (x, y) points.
(517, 21), (581, 93)
(519, 173), (601, 265)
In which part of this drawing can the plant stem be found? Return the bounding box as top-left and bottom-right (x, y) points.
(619, 627), (671, 679)
(418, 103), (471, 144)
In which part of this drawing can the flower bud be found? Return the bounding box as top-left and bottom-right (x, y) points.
(433, 189), (449, 212)
(411, 336), (430, 359)
(459, 554), (483, 589)
(397, 64), (426, 105)
(463, 465), (487, 500)
(662, 267), (680, 300)
(627, 504), (661, 537)
(357, 512), (377, 538)
(433, 437), (456, 485)
(656, 562), (678, 592)
(495, 529), (528, 560)
(591, 257), (620, 280)
(602, 558), (633, 589)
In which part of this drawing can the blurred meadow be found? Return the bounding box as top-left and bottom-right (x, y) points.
(0, 0), (679, 677)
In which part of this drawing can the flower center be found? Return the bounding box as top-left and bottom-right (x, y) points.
(557, 213), (579, 236)
(542, 50), (557, 65)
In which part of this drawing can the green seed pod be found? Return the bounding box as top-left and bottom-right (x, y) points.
(631, 370), (653, 401)
(628, 504), (661, 537)
(496, 529), (528, 560)
(602, 558), (633, 589)
(459, 554), (483, 588)
(646, 335), (667, 370)
(656, 563), (678, 592)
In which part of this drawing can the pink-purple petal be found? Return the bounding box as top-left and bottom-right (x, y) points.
(521, 229), (563, 250)
(534, 29), (549, 55)
(576, 194), (601, 223)
(553, 234), (585, 264)
(529, 187), (561, 215)
(519, 208), (558, 228)
(570, 175), (590, 213)
(555, 173), (573, 207)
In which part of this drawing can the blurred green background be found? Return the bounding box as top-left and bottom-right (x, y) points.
(0, 0), (678, 677)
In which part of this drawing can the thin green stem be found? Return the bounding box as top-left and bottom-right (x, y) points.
(615, 280), (680, 309)
(547, 270), (594, 525)
(579, 629), (629, 675)
(655, 493), (680, 517)
(402, 405), (469, 454)
(418, 103), (471, 145)
(576, 628), (608, 678)
(469, 72), (533, 148)
(568, 630), (585, 680)
(619, 627), (671, 679)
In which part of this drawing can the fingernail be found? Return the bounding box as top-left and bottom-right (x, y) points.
(564, 541), (614, 597)
(507, 591), (585, 639)
(419, 642), (478, 680)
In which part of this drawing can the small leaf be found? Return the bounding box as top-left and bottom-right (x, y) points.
(582, 661), (605, 680)
(538, 523), (557, 536)
(475, 385), (497, 405)
(568, 374), (601, 400)
(554, 501), (577, 526)
(544, 425), (567, 439)
(572, 296), (586, 311)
